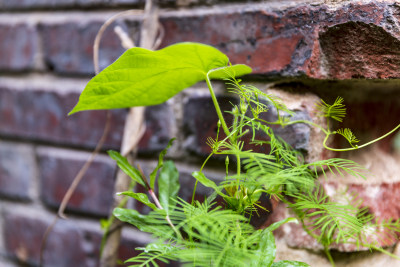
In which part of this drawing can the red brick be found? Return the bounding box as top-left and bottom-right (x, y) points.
(0, 142), (34, 200)
(0, 23), (37, 71)
(0, 0), (144, 10)
(37, 147), (117, 216)
(39, 20), (132, 75)
(318, 21), (400, 79)
(138, 103), (175, 155)
(15, 1), (396, 78)
(3, 212), (87, 266)
(0, 0), (263, 10)
(0, 85), (126, 150)
(154, 1), (400, 79)
(0, 81), (174, 153)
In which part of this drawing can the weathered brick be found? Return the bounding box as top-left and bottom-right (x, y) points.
(37, 147), (116, 216)
(0, 23), (37, 71)
(138, 102), (175, 155)
(0, 0), (263, 10)
(3, 212), (87, 266)
(319, 21), (400, 79)
(153, 1), (400, 79)
(0, 141), (35, 200)
(2, 2), (400, 79)
(0, 83), (126, 150)
(0, 0), (144, 10)
(0, 80), (174, 153)
(39, 19), (136, 75)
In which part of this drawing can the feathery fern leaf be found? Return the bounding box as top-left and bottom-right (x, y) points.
(289, 186), (368, 247)
(316, 97), (346, 122)
(335, 128), (360, 147)
(306, 158), (367, 180)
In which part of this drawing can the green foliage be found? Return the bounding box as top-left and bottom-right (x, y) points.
(116, 198), (305, 267)
(118, 191), (158, 210)
(150, 138), (175, 190)
(158, 160), (180, 213)
(108, 150), (147, 188)
(71, 42), (400, 266)
(288, 185), (370, 247)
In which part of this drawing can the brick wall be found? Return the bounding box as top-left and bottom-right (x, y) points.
(1, 0), (400, 266)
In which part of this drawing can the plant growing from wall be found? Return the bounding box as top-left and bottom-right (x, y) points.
(70, 42), (400, 267)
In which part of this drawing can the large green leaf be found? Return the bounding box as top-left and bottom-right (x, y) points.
(69, 42), (252, 114)
(208, 64), (251, 80)
(250, 229), (276, 267)
(113, 208), (152, 232)
(158, 161), (180, 214)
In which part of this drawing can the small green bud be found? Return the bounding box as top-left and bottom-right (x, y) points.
(232, 106), (239, 115)
(217, 120), (221, 128)
(240, 103), (248, 114)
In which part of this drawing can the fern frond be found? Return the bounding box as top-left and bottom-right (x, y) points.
(268, 133), (303, 167)
(126, 243), (179, 267)
(225, 76), (294, 122)
(316, 97), (346, 122)
(336, 128), (360, 147)
(289, 186), (366, 246)
(358, 218), (400, 248)
(306, 158), (367, 180)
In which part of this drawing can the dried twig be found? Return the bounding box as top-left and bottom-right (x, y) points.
(100, 1), (161, 266)
(40, 4), (161, 266)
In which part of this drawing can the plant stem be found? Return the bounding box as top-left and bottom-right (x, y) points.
(205, 73), (231, 137)
(324, 247), (336, 267)
(148, 189), (183, 239)
(206, 72), (242, 188)
(323, 123), (400, 151)
(284, 119), (329, 135)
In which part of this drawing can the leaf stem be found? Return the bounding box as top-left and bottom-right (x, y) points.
(148, 189), (183, 239)
(206, 72), (231, 137)
(206, 70), (242, 190)
(137, 165), (182, 239)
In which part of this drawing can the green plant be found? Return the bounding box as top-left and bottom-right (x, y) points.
(70, 42), (400, 266)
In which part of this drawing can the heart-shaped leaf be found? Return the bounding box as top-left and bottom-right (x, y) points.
(69, 42), (252, 114)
